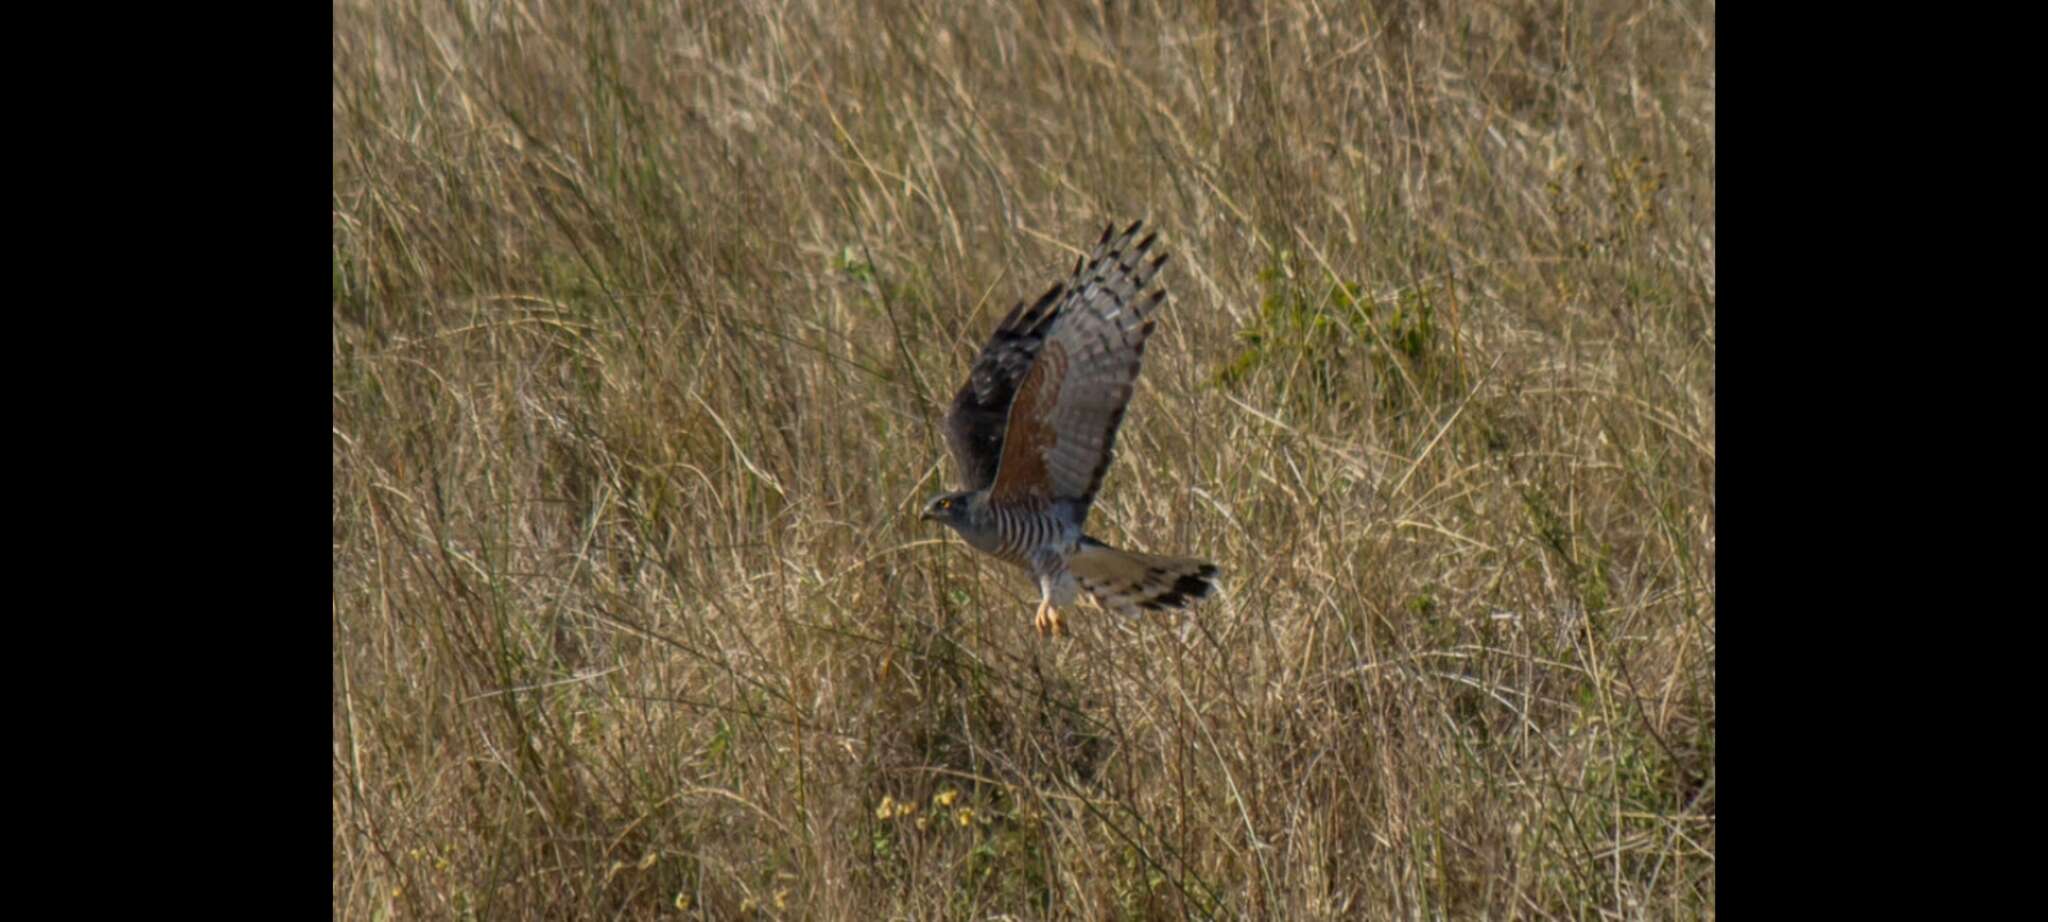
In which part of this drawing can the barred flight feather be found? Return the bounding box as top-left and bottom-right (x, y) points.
(1068, 537), (1219, 617)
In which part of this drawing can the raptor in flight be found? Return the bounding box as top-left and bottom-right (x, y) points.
(921, 220), (1218, 638)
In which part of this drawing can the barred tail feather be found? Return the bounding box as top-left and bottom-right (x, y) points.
(1070, 536), (1218, 617)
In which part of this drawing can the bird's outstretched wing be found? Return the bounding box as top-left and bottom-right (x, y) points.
(985, 220), (1169, 515)
(943, 279), (1067, 491)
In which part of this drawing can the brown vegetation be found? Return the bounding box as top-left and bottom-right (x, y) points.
(334, 1), (1714, 917)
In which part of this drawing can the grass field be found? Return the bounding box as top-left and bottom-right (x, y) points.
(333, 1), (1714, 917)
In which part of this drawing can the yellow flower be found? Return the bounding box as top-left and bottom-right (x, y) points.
(674, 893), (691, 911)
(896, 800), (916, 817)
(956, 808), (974, 827)
(933, 789), (958, 807)
(875, 795), (896, 820)
(774, 889), (789, 910)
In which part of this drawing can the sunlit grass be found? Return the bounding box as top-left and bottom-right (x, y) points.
(333, 1), (1714, 917)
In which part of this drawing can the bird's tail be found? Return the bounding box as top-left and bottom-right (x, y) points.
(1070, 536), (1219, 617)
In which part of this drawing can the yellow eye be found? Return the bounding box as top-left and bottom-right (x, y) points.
(939, 499), (953, 509)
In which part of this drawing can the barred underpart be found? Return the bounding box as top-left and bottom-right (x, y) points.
(987, 501), (1065, 566)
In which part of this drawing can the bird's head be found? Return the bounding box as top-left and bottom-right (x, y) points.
(919, 490), (978, 530)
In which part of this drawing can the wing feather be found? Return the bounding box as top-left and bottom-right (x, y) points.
(987, 220), (1170, 516)
(943, 282), (1065, 490)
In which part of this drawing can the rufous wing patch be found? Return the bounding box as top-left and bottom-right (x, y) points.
(989, 340), (1067, 506)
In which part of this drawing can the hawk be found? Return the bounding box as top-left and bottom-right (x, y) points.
(920, 220), (1218, 638)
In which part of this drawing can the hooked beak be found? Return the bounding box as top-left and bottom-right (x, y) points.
(918, 506), (937, 522)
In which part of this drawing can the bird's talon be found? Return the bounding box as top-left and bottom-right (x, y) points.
(1033, 600), (1067, 639)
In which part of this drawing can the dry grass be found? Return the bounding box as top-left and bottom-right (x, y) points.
(333, 0), (1713, 918)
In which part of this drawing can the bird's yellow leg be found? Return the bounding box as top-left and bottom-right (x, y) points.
(1034, 599), (1067, 639)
